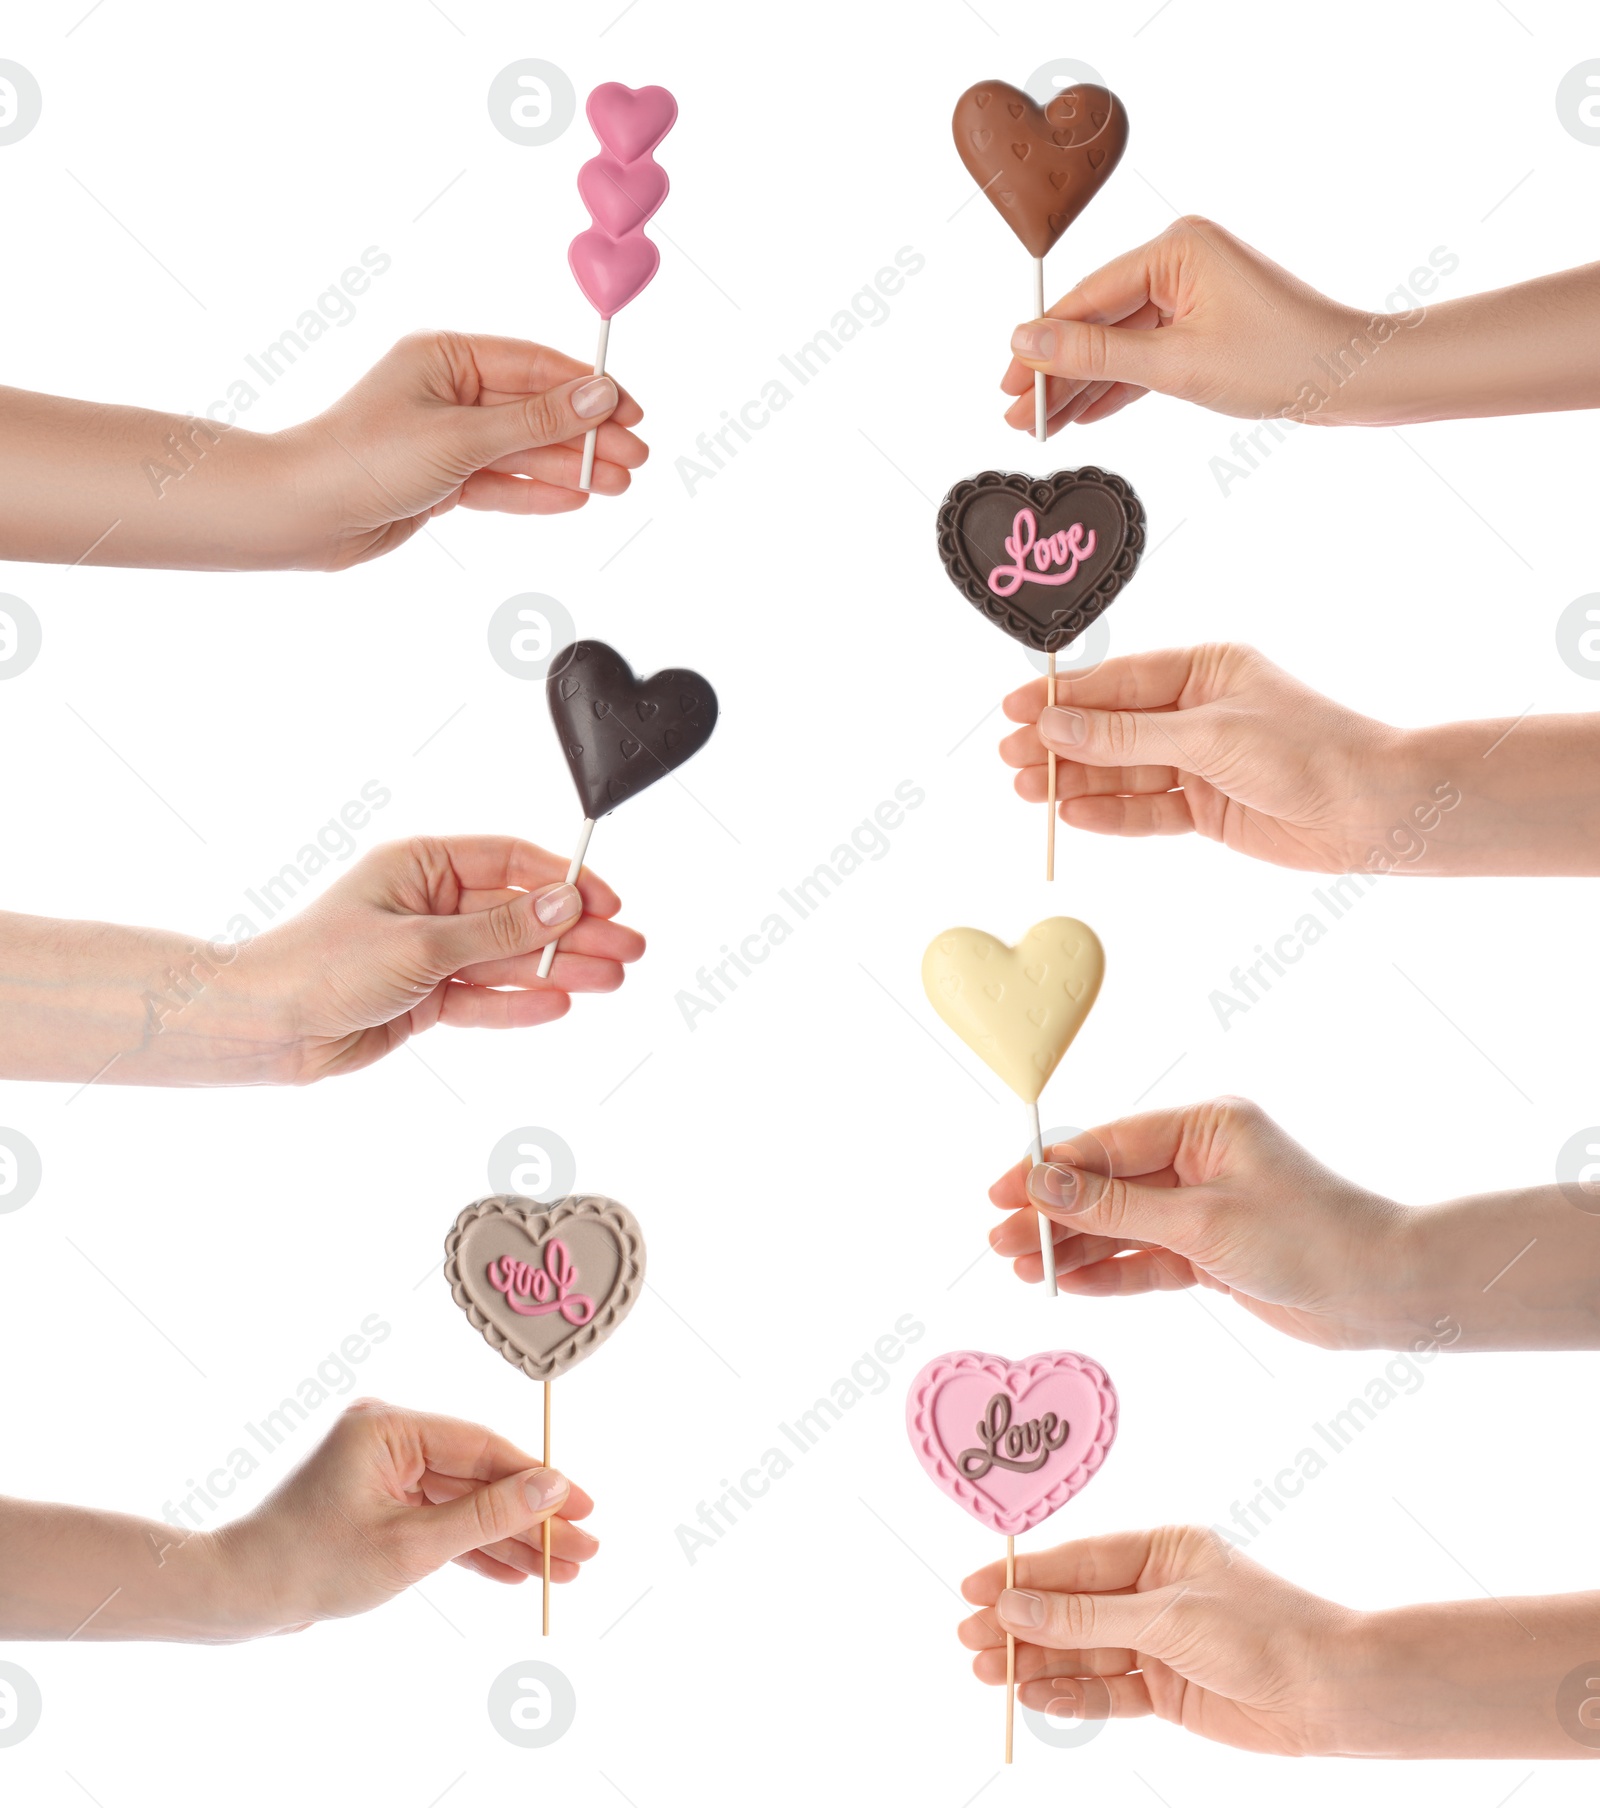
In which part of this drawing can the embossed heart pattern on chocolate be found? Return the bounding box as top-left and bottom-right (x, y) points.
(952, 80), (1129, 260)
(546, 640), (718, 820)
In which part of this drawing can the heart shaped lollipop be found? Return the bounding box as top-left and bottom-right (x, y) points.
(444, 1192), (646, 1383)
(952, 81), (1128, 261)
(936, 466), (1146, 880)
(951, 78), (1129, 449)
(907, 1348), (1118, 1761)
(536, 639), (719, 979)
(937, 467), (1145, 656)
(568, 81), (678, 491)
(922, 918), (1104, 1295)
(445, 1191), (646, 1635)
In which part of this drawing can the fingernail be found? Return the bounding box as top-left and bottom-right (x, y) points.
(573, 375), (618, 418)
(523, 1467), (569, 1510)
(1028, 1163), (1084, 1213)
(1039, 706), (1086, 747)
(999, 1588), (1045, 1629)
(534, 883), (580, 926)
(1011, 321), (1057, 360)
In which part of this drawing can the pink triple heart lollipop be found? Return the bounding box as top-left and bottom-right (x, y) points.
(567, 81), (677, 492)
(906, 1349), (1118, 1762)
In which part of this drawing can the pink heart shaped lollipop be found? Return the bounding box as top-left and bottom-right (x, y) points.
(587, 81), (677, 163)
(906, 1350), (1118, 1536)
(568, 226), (661, 321)
(577, 151), (670, 237)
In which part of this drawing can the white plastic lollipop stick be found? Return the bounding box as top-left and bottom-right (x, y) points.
(1028, 1098), (1058, 1297)
(1033, 258), (1047, 444)
(536, 816), (595, 980)
(578, 317), (611, 494)
(1045, 650), (1057, 882)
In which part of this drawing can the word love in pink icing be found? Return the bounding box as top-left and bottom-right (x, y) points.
(986, 508), (1097, 599)
(487, 1238), (595, 1325)
(906, 1350), (1118, 1536)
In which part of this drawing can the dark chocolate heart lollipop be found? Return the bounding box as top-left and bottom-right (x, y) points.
(546, 639), (718, 819)
(937, 467), (1145, 654)
(952, 81), (1129, 260)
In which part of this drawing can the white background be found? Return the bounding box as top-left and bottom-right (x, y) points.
(2, 0), (1599, 1800)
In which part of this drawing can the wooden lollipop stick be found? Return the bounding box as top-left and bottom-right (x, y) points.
(1028, 1099), (1058, 1297)
(1032, 259), (1047, 444)
(536, 817), (596, 981)
(578, 316), (612, 494)
(542, 1379), (552, 1636)
(1046, 650), (1057, 882)
(1004, 1534), (1017, 1763)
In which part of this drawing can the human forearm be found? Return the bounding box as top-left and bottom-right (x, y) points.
(1391, 714), (1600, 876)
(0, 387), (304, 569)
(1343, 264), (1600, 426)
(0, 910), (292, 1085)
(0, 1499), (250, 1641)
(1392, 1186), (1600, 1350)
(1332, 1594), (1600, 1758)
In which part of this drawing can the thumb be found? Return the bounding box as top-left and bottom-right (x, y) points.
(1010, 315), (1177, 394)
(1036, 699), (1218, 771)
(421, 1466), (571, 1564)
(419, 882), (581, 976)
(448, 374), (619, 469)
(1027, 1161), (1214, 1250)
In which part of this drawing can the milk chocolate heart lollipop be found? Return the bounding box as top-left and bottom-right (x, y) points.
(907, 1348), (1118, 1763)
(951, 78), (1128, 448)
(952, 81), (1128, 260)
(568, 81), (678, 490)
(445, 1192), (646, 1633)
(922, 918), (1104, 1295)
(536, 639), (719, 979)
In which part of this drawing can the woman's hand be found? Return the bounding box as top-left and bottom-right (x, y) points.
(0, 334), (647, 571)
(1002, 643), (1600, 877)
(1002, 216), (1600, 437)
(960, 1526), (1600, 1760)
(221, 1400), (597, 1632)
(1000, 644), (1427, 875)
(0, 1401), (596, 1642)
(960, 1526), (1361, 1756)
(989, 1097), (1428, 1351)
(281, 332), (650, 569)
(235, 834), (646, 1082)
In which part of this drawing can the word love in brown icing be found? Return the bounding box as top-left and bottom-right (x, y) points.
(487, 1237), (595, 1325)
(957, 1392), (1071, 1479)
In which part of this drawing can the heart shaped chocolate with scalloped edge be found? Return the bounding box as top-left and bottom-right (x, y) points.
(937, 468), (1145, 655)
(907, 1350), (1119, 1536)
(444, 1194), (646, 1383)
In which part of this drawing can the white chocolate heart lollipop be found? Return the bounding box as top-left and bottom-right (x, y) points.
(921, 918), (1104, 1294)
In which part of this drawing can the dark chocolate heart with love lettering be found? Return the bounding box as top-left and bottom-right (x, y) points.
(444, 1194), (646, 1383)
(936, 467), (1146, 655)
(546, 640), (718, 820)
(952, 81), (1129, 260)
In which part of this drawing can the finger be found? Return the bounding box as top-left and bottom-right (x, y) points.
(450, 335), (644, 426)
(988, 1121), (1186, 1213)
(452, 951), (629, 993)
(1039, 1248), (1204, 1295)
(422, 1466), (595, 1524)
(484, 422), (649, 477)
(1025, 1158), (1219, 1248)
(416, 882), (584, 975)
(988, 1209), (1138, 1264)
(994, 1581), (1194, 1657)
(1073, 382), (1149, 426)
(430, 982), (572, 1030)
(975, 1641), (1140, 1683)
(367, 838), (623, 919)
(1039, 695), (1223, 773)
(419, 1465), (573, 1564)
(448, 373), (623, 470)
(453, 913), (645, 977)
(1018, 1674), (1154, 1718)
(1061, 792), (1199, 837)
(1003, 649), (1213, 724)
(1010, 314), (1178, 395)
(454, 474), (589, 515)
(964, 1529), (1172, 1604)
(1002, 290), (1168, 393)
(452, 1547), (537, 1584)
(1010, 754), (1182, 799)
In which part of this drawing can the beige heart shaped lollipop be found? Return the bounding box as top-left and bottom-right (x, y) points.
(921, 918), (1104, 1102)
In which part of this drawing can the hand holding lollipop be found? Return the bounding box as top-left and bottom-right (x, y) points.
(907, 1349), (1119, 1761)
